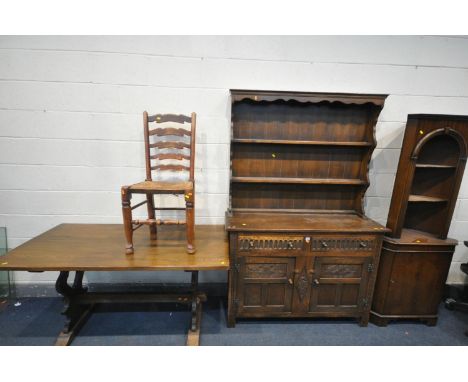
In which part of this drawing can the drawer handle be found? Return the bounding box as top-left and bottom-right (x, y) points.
(313, 278), (320, 285)
(359, 241), (367, 248)
(321, 241), (328, 248)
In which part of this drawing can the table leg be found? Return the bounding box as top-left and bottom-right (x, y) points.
(55, 271), (93, 346)
(186, 271), (206, 346)
(187, 296), (203, 346)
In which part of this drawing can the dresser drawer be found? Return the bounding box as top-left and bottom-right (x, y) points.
(238, 235), (307, 253)
(311, 236), (377, 252)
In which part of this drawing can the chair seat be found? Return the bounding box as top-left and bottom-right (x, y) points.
(129, 180), (193, 193)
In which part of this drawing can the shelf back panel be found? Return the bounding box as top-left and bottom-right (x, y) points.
(231, 183), (360, 211)
(231, 143), (365, 180)
(232, 101), (374, 143)
(417, 134), (461, 167)
(403, 202), (449, 237)
(410, 167), (457, 200)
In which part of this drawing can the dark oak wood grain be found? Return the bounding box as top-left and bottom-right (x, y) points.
(386, 114), (468, 239)
(226, 90), (387, 327)
(226, 212), (389, 233)
(230, 89), (387, 106)
(371, 114), (468, 326)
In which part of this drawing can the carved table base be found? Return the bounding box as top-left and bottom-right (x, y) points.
(54, 270), (206, 346)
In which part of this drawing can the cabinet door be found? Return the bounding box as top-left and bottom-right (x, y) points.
(236, 256), (295, 314)
(307, 256), (372, 313)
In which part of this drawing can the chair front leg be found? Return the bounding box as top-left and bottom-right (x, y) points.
(121, 186), (134, 255)
(185, 190), (195, 254)
(146, 193), (157, 240)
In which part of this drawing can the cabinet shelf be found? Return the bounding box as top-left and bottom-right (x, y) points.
(408, 195), (448, 203)
(415, 164), (457, 169)
(231, 177), (367, 185)
(232, 138), (372, 147)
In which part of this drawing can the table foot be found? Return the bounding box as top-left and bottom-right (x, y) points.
(55, 271), (90, 346)
(55, 304), (94, 346)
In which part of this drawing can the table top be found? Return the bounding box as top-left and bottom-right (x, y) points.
(0, 224), (229, 271)
(226, 212), (389, 233)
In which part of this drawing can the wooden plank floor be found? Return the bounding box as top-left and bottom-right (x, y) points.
(0, 224), (229, 271)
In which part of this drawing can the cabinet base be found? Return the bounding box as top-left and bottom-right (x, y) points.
(228, 313), (370, 327)
(369, 310), (438, 327)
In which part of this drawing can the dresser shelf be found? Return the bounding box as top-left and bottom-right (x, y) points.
(231, 177), (367, 185)
(232, 138), (372, 147)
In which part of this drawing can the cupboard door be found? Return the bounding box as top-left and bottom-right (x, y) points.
(236, 256), (295, 314)
(307, 256), (372, 313)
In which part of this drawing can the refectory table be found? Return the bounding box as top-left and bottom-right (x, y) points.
(0, 224), (229, 346)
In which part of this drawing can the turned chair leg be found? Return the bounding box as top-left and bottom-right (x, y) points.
(121, 186), (134, 255)
(185, 191), (195, 254)
(146, 194), (157, 240)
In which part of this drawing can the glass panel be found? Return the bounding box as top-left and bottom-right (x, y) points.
(0, 227), (10, 299)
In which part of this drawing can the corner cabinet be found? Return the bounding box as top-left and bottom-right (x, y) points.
(371, 114), (468, 326)
(225, 90), (388, 327)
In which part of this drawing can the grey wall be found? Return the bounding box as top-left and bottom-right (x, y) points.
(0, 36), (467, 285)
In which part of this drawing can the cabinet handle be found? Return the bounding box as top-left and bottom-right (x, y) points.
(249, 240), (254, 248)
(313, 278), (320, 285)
(288, 278), (293, 285)
(321, 241), (328, 248)
(287, 241), (294, 249)
(359, 241), (367, 248)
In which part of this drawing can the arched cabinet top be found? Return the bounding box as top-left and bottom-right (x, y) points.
(411, 127), (468, 161)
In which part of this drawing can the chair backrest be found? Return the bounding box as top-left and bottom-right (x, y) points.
(143, 112), (196, 182)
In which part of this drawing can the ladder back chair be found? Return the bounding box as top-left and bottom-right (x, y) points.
(121, 111), (196, 254)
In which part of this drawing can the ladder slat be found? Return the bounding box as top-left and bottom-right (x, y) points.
(149, 141), (190, 150)
(148, 114), (191, 124)
(150, 153), (191, 161)
(149, 127), (191, 137)
(151, 164), (190, 171)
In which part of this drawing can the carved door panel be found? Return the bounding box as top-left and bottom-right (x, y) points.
(236, 256), (295, 314)
(306, 256), (372, 313)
